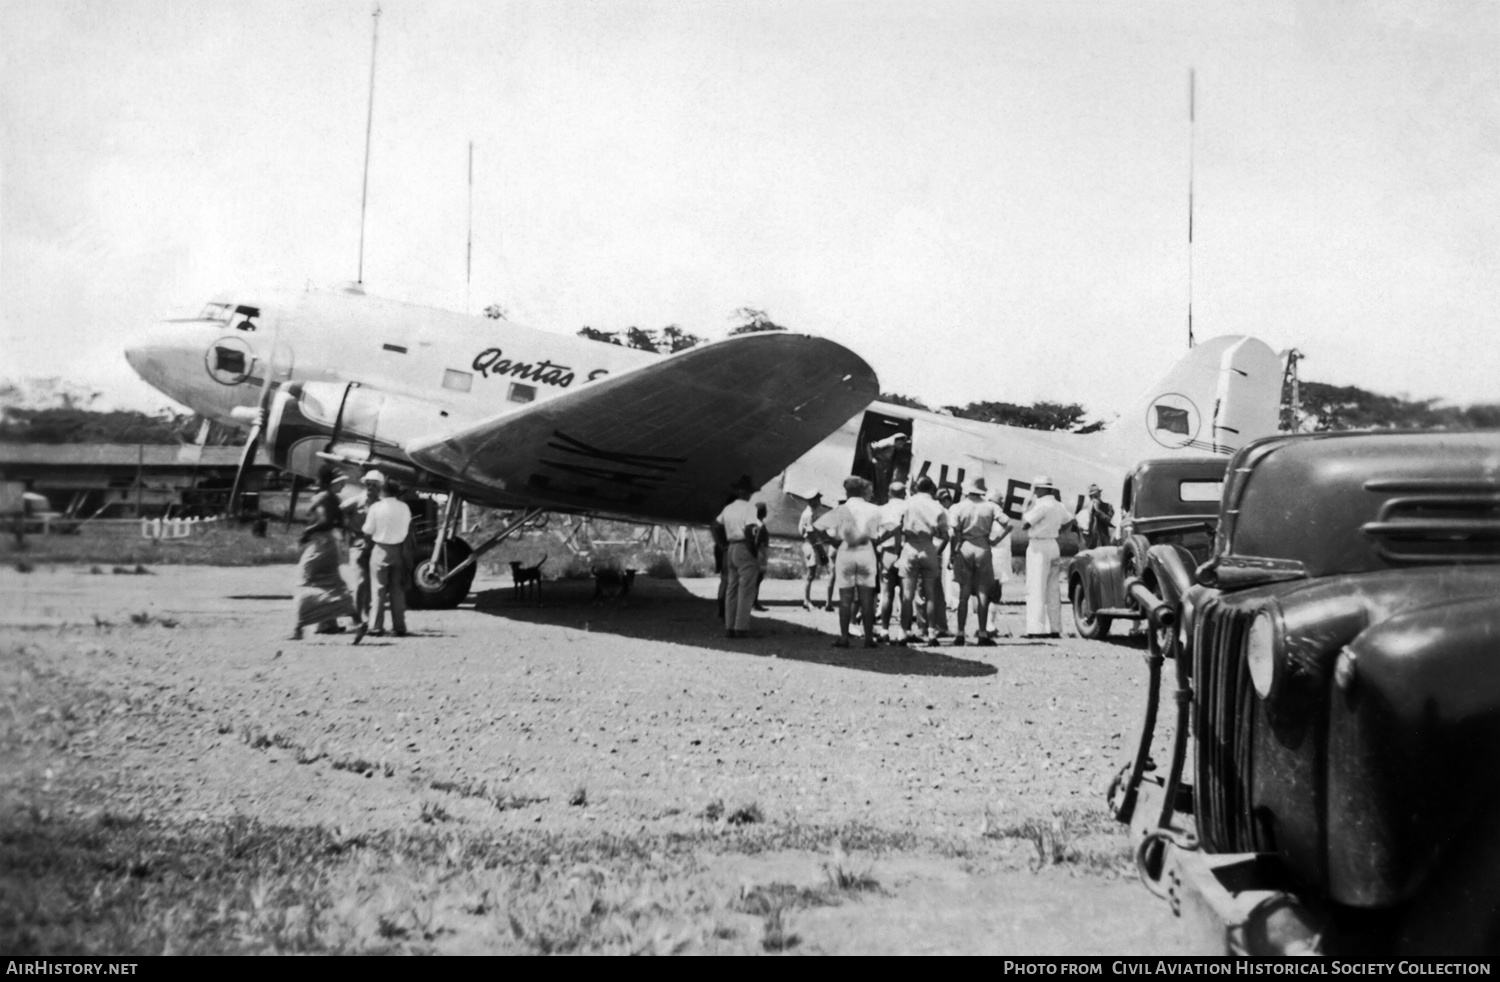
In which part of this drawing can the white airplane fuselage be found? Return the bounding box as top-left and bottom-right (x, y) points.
(126, 286), (1283, 541)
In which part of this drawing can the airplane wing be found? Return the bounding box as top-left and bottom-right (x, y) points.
(406, 332), (879, 525)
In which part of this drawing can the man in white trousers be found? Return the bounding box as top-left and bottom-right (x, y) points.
(718, 475), (762, 639)
(1020, 476), (1074, 638)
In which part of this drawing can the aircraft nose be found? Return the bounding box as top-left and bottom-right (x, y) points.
(123, 321), (185, 389)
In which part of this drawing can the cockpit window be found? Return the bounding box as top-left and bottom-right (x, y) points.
(231, 305), (260, 332)
(196, 301), (259, 330)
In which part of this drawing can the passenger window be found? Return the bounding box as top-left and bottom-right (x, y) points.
(508, 383), (536, 404)
(443, 369), (473, 393)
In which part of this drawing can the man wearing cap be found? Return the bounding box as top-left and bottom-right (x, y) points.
(361, 476), (412, 637)
(718, 475), (762, 638)
(948, 476), (1011, 646)
(1020, 476), (1075, 638)
(342, 469), (385, 628)
(875, 481), (907, 640)
(897, 475), (950, 646)
(1075, 483), (1115, 550)
(798, 489), (835, 612)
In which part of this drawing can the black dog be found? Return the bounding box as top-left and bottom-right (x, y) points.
(510, 554), (547, 600)
(592, 566), (636, 603)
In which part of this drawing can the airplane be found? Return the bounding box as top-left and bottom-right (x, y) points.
(125, 282), (880, 605)
(125, 283), (1283, 606)
(765, 333), (1284, 545)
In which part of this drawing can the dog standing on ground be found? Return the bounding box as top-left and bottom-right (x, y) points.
(510, 554), (547, 600)
(592, 566), (636, 604)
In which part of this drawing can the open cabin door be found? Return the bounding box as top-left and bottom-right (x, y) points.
(851, 409), (913, 504)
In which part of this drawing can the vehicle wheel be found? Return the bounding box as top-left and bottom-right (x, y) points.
(1072, 578), (1112, 640)
(407, 537), (476, 610)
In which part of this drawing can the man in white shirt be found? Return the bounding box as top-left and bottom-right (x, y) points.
(816, 476), (891, 648)
(718, 475), (762, 638)
(361, 478), (412, 637)
(1020, 475), (1075, 638)
(798, 489), (834, 612)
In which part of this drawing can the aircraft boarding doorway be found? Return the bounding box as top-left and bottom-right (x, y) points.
(852, 410), (913, 504)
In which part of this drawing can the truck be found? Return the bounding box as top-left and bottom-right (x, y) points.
(1067, 456), (1227, 644)
(1116, 430), (1500, 955)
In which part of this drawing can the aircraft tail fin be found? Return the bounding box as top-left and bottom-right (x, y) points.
(1115, 336), (1283, 459)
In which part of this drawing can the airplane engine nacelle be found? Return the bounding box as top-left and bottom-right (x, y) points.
(263, 381), (449, 484)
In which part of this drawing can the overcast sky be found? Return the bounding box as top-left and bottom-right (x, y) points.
(3, 0), (1497, 417)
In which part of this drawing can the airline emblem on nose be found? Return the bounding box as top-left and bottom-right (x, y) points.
(206, 337), (254, 386)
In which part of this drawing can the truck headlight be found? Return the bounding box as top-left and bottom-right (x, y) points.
(1247, 610), (1278, 699)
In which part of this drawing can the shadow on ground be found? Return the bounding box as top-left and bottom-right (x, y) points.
(467, 577), (998, 678)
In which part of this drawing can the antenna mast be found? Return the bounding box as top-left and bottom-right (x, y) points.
(466, 141), (474, 314)
(357, 5), (381, 284)
(1186, 68), (1196, 349)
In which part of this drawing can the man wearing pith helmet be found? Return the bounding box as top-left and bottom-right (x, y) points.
(1020, 475), (1074, 639)
(798, 488), (835, 612)
(948, 476), (1009, 646)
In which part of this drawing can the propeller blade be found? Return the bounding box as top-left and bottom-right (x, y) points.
(225, 415), (263, 517)
(224, 348), (278, 517)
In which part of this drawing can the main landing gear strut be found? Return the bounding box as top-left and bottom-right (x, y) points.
(408, 500), (545, 609)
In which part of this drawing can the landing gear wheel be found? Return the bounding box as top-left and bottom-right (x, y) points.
(1072, 579), (1112, 640)
(407, 537), (475, 610)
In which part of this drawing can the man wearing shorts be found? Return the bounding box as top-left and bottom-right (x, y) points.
(817, 476), (889, 649)
(948, 477), (1008, 646)
(798, 489), (835, 611)
(876, 481), (907, 641)
(897, 476), (950, 647)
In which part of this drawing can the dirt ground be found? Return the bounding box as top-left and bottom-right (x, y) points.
(0, 562), (1191, 955)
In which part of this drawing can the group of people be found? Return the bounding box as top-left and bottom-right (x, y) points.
(289, 465), (416, 644)
(718, 470), (1116, 647)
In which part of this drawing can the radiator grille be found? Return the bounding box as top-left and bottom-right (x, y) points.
(1193, 599), (1259, 852)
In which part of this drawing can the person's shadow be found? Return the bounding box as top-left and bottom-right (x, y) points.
(467, 576), (997, 678)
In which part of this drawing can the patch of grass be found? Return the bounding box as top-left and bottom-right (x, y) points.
(760, 905), (800, 952)
(418, 801), (453, 825)
(127, 611), (177, 628)
(726, 802), (763, 826)
(823, 855), (881, 895)
(0, 808), (926, 955)
(983, 808), (1132, 874)
(493, 793), (547, 813)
